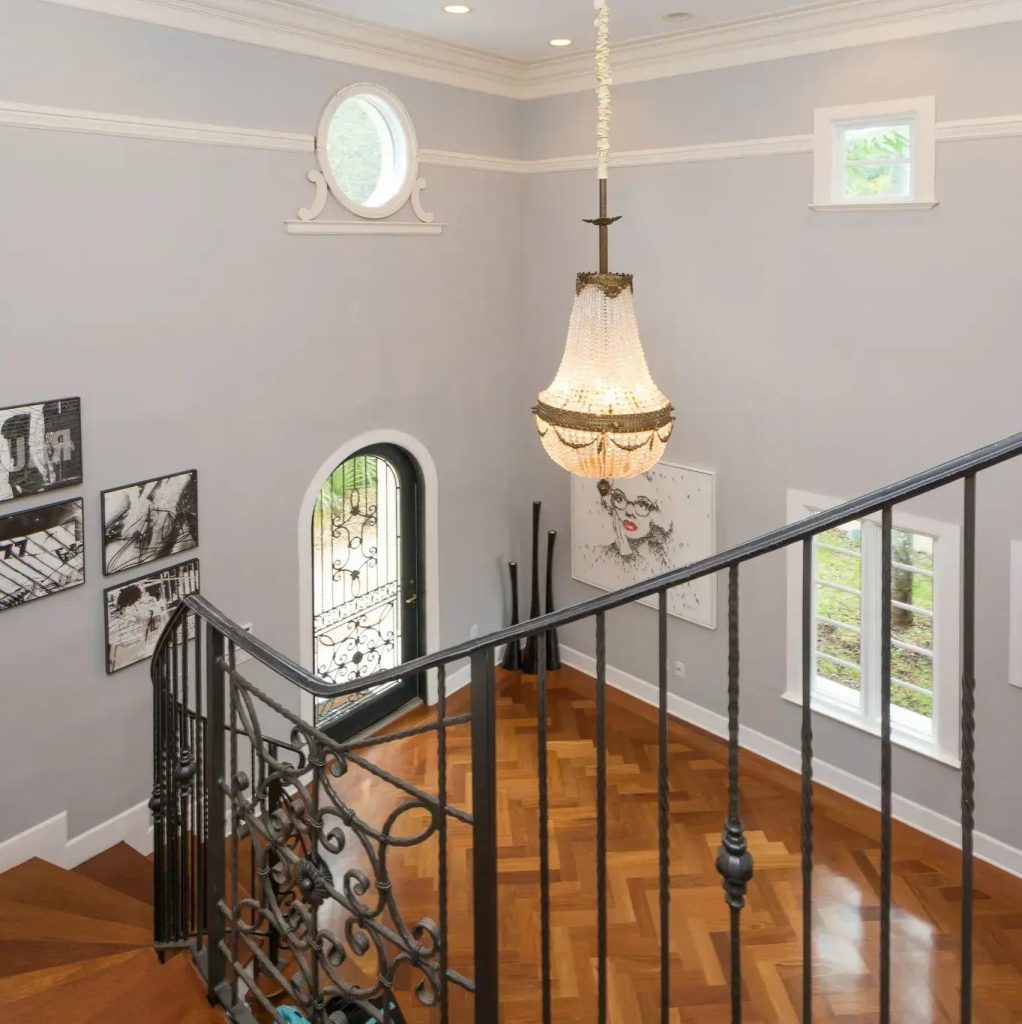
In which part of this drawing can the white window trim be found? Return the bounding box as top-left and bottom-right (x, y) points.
(784, 489), (961, 767)
(811, 96), (938, 211)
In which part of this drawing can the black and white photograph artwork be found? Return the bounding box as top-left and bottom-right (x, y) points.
(0, 498), (85, 612)
(572, 462), (717, 629)
(101, 470), (198, 575)
(104, 559), (200, 674)
(0, 398), (83, 503)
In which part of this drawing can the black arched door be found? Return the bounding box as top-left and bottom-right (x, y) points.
(311, 443), (424, 741)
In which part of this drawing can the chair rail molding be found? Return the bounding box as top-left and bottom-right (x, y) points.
(35, 0), (1022, 98)
(4, 101), (1022, 177)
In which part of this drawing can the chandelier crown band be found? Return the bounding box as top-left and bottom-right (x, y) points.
(576, 272), (633, 298)
(533, 400), (673, 434)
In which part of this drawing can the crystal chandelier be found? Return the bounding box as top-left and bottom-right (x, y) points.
(533, 0), (674, 480)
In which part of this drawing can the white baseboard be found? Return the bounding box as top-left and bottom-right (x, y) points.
(560, 646), (1022, 880)
(0, 800), (153, 875)
(11, 644), (1016, 880)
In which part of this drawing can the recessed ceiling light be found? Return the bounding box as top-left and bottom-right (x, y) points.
(549, 38), (574, 47)
(443, 4), (472, 13)
(663, 11), (693, 21)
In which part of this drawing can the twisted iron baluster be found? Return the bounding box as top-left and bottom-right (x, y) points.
(538, 637), (552, 1023)
(596, 612), (608, 1024)
(880, 507), (893, 1024)
(801, 538), (814, 1023)
(716, 566), (753, 1023)
(961, 475), (977, 1023)
(438, 663), (450, 1024)
(658, 591), (670, 1024)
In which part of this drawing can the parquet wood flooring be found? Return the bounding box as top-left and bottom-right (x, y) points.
(321, 666), (1022, 1024)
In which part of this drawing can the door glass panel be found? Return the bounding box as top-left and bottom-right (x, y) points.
(312, 453), (403, 727)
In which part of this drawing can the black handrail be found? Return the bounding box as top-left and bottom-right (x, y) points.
(177, 429), (1022, 697)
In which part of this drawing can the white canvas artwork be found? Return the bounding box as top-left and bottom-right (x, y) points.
(571, 462), (717, 629)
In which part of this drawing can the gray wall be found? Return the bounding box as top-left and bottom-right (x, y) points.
(3, 0), (1022, 854)
(0, 0), (522, 840)
(520, 23), (1022, 849)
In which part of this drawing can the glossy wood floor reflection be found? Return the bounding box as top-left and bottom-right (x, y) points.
(322, 667), (1022, 1023)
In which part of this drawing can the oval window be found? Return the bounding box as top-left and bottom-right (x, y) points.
(316, 85), (417, 220)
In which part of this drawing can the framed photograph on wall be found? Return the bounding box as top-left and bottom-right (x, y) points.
(104, 558), (200, 674)
(571, 461), (717, 630)
(0, 397), (83, 503)
(0, 498), (85, 612)
(101, 470), (198, 575)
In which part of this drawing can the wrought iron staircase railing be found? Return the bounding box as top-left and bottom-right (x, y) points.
(150, 430), (1022, 1024)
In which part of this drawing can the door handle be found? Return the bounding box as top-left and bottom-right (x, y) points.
(405, 594), (418, 606)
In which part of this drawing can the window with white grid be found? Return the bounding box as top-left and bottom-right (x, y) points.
(786, 491), (961, 764)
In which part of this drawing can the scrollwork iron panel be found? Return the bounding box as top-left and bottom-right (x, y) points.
(220, 664), (472, 1024)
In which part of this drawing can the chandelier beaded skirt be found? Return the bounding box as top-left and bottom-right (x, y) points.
(533, 273), (674, 479)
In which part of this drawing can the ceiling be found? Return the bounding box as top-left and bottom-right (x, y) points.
(308, 0), (809, 63)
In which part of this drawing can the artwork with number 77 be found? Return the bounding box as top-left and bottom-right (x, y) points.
(0, 498), (85, 612)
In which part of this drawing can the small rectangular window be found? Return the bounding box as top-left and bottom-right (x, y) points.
(787, 491), (960, 765)
(812, 97), (936, 210)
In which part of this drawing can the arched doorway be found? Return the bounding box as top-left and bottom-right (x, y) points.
(311, 443), (424, 740)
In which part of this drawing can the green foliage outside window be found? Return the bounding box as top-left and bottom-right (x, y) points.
(842, 123), (912, 198)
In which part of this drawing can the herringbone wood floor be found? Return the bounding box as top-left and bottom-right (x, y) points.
(321, 667), (1022, 1023)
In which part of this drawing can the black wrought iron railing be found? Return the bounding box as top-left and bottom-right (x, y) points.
(150, 431), (1022, 1023)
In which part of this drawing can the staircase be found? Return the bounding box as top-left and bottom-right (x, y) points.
(0, 845), (223, 1022)
(3, 432), (1021, 1022)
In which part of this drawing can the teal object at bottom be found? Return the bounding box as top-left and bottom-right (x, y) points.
(278, 1009), (311, 1024)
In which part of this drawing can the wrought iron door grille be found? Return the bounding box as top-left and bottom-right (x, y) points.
(313, 454), (403, 725)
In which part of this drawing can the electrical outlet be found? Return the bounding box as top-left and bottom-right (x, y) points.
(674, 661), (686, 679)
(235, 623), (254, 665)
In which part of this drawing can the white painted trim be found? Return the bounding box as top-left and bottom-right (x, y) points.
(939, 114), (1022, 142)
(518, 0), (1022, 98)
(315, 84), (420, 221)
(785, 489), (962, 765)
(559, 645), (1022, 879)
(1010, 540), (1022, 689)
(809, 201), (939, 211)
(0, 800), (154, 874)
(296, 431), (441, 725)
(39, 0), (524, 99)
(36, 0), (1022, 100)
(4, 102), (1021, 175)
(285, 220), (443, 236)
(813, 95), (936, 207)
(0, 100), (313, 152)
(420, 149), (526, 175)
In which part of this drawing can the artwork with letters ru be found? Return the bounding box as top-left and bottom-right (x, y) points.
(0, 398), (82, 503)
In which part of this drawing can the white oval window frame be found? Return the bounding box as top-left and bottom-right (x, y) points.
(315, 84), (419, 221)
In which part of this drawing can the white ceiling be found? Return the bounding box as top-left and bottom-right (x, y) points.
(308, 0), (809, 62)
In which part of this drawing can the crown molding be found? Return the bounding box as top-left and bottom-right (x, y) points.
(39, 0), (1022, 101)
(41, 0), (525, 98)
(519, 0), (1022, 98)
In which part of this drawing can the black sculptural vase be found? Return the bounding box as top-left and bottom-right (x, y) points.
(500, 561), (523, 671)
(545, 530), (562, 670)
(521, 501), (542, 675)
